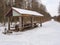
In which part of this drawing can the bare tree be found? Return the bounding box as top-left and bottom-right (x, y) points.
(31, 0), (39, 11)
(15, 0), (23, 8)
(0, 0), (3, 22)
(39, 4), (47, 12)
(58, 2), (60, 15)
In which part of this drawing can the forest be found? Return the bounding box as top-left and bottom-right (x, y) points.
(0, 0), (51, 23)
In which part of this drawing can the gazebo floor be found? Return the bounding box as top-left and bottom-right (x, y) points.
(3, 23), (38, 34)
(10, 23), (38, 32)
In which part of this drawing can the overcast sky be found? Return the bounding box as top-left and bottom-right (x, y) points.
(40, 0), (60, 17)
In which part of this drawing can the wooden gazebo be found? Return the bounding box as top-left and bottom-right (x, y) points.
(5, 7), (43, 31)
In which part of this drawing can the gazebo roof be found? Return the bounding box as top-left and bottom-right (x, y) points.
(5, 7), (43, 16)
(12, 7), (43, 16)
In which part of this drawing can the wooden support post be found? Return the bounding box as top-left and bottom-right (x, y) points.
(31, 16), (34, 28)
(11, 16), (13, 25)
(21, 16), (24, 28)
(8, 17), (10, 30)
(19, 16), (22, 31)
(40, 17), (42, 27)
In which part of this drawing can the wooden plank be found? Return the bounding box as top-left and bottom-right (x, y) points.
(13, 10), (20, 16)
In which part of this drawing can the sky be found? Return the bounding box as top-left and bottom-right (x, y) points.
(40, 0), (60, 17)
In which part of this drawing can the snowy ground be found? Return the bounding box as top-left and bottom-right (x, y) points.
(0, 20), (60, 45)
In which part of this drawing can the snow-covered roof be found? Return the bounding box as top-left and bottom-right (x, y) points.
(12, 7), (43, 16)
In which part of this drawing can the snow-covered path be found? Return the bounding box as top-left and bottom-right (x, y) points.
(0, 20), (60, 45)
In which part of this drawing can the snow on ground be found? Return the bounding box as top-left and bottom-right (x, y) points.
(0, 20), (60, 45)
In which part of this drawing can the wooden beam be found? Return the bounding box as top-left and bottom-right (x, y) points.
(40, 17), (42, 27)
(19, 16), (22, 31)
(8, 17), (10, 30)
(21, 16), (24, 28)
(31, 16), (34, 27)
